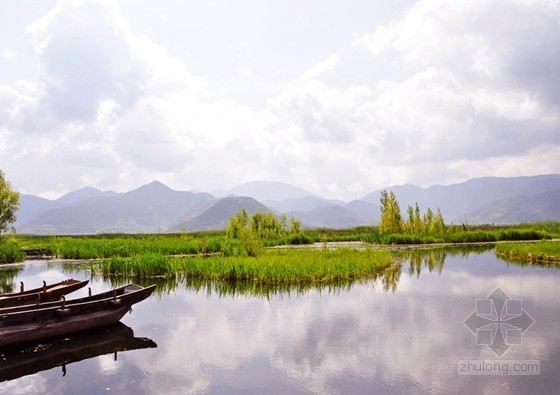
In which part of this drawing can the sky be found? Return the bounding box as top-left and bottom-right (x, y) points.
(0, 0), (559, 201)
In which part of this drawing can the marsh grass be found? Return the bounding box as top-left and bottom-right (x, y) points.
(17, 235), (227, 259)
(181, 248), (393, 284)
(0, 239), (25, 264)
(103, 253), (177, 277)
(99, 248), (394, 284)
(495, 240), (560, 263)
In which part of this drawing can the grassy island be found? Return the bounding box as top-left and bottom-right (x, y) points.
(496, 240), (560, 263)
(101, 248), (394, 284)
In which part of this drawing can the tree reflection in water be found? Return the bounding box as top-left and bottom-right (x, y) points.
(57, 246), (496, 298)
(0, 266), (23, 294)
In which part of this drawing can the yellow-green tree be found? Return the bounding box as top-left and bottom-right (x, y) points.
(0, 171), (19, 235)
(379, 190), (402, 233)
(433, 208), (446, 234)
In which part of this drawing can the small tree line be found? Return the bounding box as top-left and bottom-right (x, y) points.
(226, 209), (304, 257)
(0, 170), (19, 236)
(379, 190), (445, 234)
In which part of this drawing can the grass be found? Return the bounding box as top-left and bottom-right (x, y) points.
(16, 234), (225, 259)
(358, 228), (551, 245)
(11, 222), (560, 258)
(99, 248), (395, 284)
(495, 240), (560, 263)
(0, 239), (26, 264)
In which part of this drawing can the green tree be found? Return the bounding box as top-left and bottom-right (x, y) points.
(226, 208), (249, 238)
(433, 208), (446, 234)
(405, 203), (424, 234)
(0, 171), (19, 235)
(423, 207), (434, 233)
(250, 212), (285, 239)
(289, 216), (301, 234)
(379, 190), (402, 233)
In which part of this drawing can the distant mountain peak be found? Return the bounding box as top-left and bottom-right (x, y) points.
(144, 180), (171, 189)
(56, 186), (115, 206)
(216, 180), (322, 202)
(129, 180), (174, 193)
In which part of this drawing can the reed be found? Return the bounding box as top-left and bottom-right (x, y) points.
(495, 241), (560, 263)
(102, 253), (178, 277)
(0, 240), (25, 264)
(180, 248), (393, 284)
(19, 235), (226, 259)
(99, 248), (394, 284)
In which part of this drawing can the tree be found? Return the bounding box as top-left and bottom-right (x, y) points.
(423, 207), (434, 233)
(379, 190), (402, 233)
(226, 208), (249, 238)
(289, 216), (301, 234)
(433, 208), (446, 234)
(0, 171), (19, 235)
(405, 203), (424, 234)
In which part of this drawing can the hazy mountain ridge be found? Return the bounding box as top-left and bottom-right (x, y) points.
(460, 188), (560, 224)
(172, 196), (272, 232)
(14, 175), (560, 234)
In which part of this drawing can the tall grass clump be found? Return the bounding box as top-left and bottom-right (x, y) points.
(33, 235), (214, 259)
(179, 248), (394, 284)
(496, 241), (560, 263)
(102, 253), (176, 277)
(0, 239), (25, 264)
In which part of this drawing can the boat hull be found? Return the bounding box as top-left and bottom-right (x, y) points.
(0, 284), (155, 348)
(0, 279), (89, 308)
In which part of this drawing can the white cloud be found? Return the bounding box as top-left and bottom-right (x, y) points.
(0, 0), (559, 200)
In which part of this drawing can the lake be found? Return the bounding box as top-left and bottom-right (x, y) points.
(0, 247), (559, 394)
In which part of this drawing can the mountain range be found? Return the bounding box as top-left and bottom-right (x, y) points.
(14, 175), (560, 234)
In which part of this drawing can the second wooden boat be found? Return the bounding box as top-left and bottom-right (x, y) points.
(0, 279), (89, 308)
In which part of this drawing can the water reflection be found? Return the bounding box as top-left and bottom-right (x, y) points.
(398, 245), (494, 278)
(1, 249), (559, 394)
(96, 267), (399, 299)
(0, 267), (23, 294)
(53, 246), (498, 298)
(496, 253), (560, 269)
(0, 323), (156, 383)
(130, 251), (559, 395)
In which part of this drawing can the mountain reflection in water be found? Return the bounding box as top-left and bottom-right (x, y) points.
(0, 246), (558, 394)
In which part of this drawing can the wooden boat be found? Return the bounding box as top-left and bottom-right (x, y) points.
(0, 279), (89, 308)
(0, 284), (155, 348)
(0, 322), (156, 382)
(0, 283), (134, 314)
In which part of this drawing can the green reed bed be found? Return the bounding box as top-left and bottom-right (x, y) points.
(100, 248), (394, 284)
(495, 240), (560, 263)
(359, 229), (550, 245)
(0, 240), (25, 264)
(102, 253), (179, 277)
(21, 235), (226, 260)
(181, 248), (393, 284)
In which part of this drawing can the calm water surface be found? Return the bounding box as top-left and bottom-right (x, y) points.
(0, 248), (559, 394)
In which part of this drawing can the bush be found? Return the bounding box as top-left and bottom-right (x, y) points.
(288, 233), (312, 245)
(0, 240), (25, 264)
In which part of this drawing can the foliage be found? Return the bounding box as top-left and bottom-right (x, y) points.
(402, 203), (445, 235)
(0, 170), (20, 235)
(179, 248), (394, 284)
(495, 240), (560, 263)
(103, 253), (175, 278)
(226, 209), (306, 256)
(98, 248), (394, 284)
(0, 240), (25, 264)
(379, 190), (402, 233)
